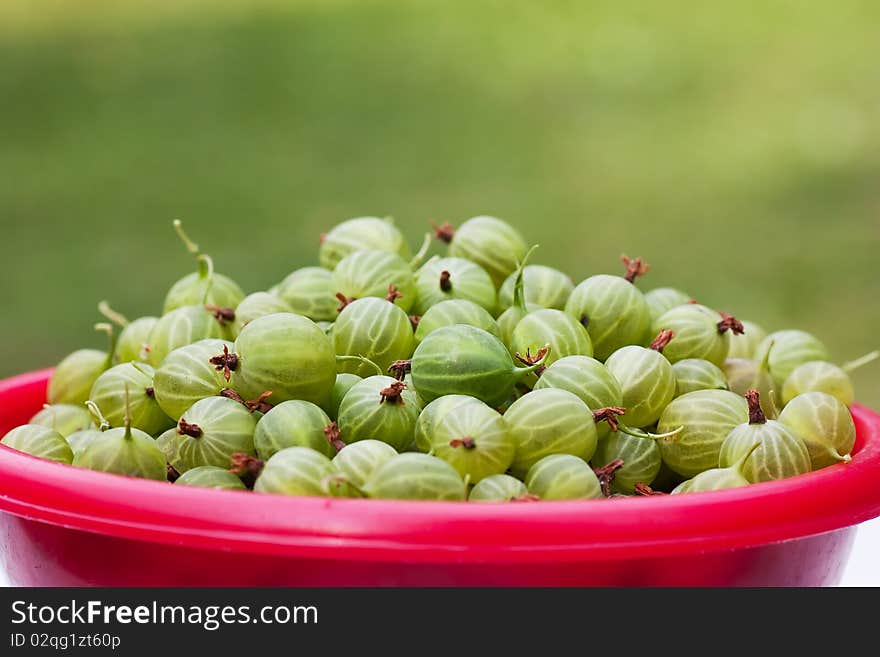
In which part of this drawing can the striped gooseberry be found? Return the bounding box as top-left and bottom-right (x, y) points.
(671, 442), (760, 494)
(719, 390), (811, 483)
(656, 388), (749, 478)
(498, 265), (574, 312)
(253, 400), (336, 460)
(174, 466), (247, 490)
(781, 351), (878, 406)
(1, 424), (73, 464)
(174, 396), (258, 473)
(153, 338), (232, 421)
(564, 256), (651, 360)
(723, 342), (778, 418)
(332, 249), (417, 314)
(434, 215), (528, 288)
(652, 304), (743, 367)
(276, 267), (338, 322)
(98, 301), (158, 364)
(336, 376), (422, 451)
(89, 362), (174, 435)
(603, 331), (676, 428)
(333, 297), (415, 377)
(509, 308), (593, 371)
(727, 320), (768, 359)
(644, 287), (691, 324)
(414, 395), (513, 484)
(361, 452), (466, 501)
(414, 299), (500, 345)
(778, 391), (855, 469)
(412, 256), (496, 316)
(253, 446), (334, 496)
(29, 403), (94, 438)
(331, 439), (398, 493)
(753, 329), (829, 387)
(233, 293), (292, 335)
(319, 217), (412, 270)
(409, 324), (546, 407)
(525, 454), (603, 501)
(146, 305), (230, 367)
(47, 323), (115, 405)
(328, 372), (363, 419)
(591, 431), (669, 494)
(163, 220), (245, 314)
(671, 358), (729, 397)
(468, 474), (530, 502)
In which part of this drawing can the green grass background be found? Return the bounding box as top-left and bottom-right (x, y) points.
(1, 0), (878, 407)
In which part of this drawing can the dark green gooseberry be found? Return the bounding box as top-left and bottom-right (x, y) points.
(498, 265), (574, 312)
(337, 376), (422, 451)
(533, 355), (623, 440)
(221, 313), (337, 407)
(253, 446), (335, 496)
(253, 400), (336, 460)
(361, 452), (467, 501)
(504, 388), (599, 479)
(468, 474), (530, 502)
(671, 442), (760, 494)
(781, 352), (877, 407)
(146, 305), (230, 367)
(603, 331), (677, 428)
(563, 256), (651, 361)
(778, 391), (855, 470)
(29, 403), (94, 438)
(333, 297), (415, 377)
(153, 338), (232, 421)
(319, 217), (412, 271)
(174, 466), (247, 490)
(652, 304), (743, 367)
(332, 249), (417, 314)
(410, 325), (546, 408)
(98, 301), (158, 363)
(163, 220), (245, 314)
(414, 299), (500, 345)
(671, 358), (729, 397)
(328, 372), (363, 419)
(414, 395), (513, 484)
(233, 292), (293, 335)
(644, 287), (692, 324)
(525, 454), (603, 501)
(89, 362), (174, 436)
(1, 424), (73, 464)
(435, 216), (528, 288)
(276, 267), (338, 322)
(657, 388), (748, 478)
(412, 256), (497, 316)
(719, 391), (811, 483)
(753, 330), (830, 388)
(332, 439), (398, 491)
(509, 308), (593, 367)
(726, 320), (768, 360)
(174, 396), (258, 473)
(47, 323), (115, 405)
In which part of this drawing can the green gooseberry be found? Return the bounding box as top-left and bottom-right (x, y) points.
(146, 305), (229, 367)
(412, 256), (497, 316)
(671, 442), (760, 494)
(778, 391), (856, 470)
(174, 396), (258, 473)
(719, 391), (811, 483)
(332, 249), (417, 314)
(153, 338), (232, 421)
(29, 403), (94, 438)
(98, 301), (158, 363)
(498, 265), (574, 312)
(592, 432), (662, 494)
(1, 424), (73, 464)
(724, 346), (778, 419)
(727, 320), (768, 359)
(435, 216), (528, 288)
(89, 362), (174, 436)
(533, 355), (623, 440)
(319, 217), (412, 271)
(276, 266), (338, 322)
(410, 325), (545, 408)
(563, 256), (651, 361)
(525, 454), (603, 501)
(65, 401), (110, 458)
(333, 297), (415, 377)
(504, 388), (598, 479)
(656, 388), (749, 478)
(361, 452), (466, 501)
(253, 446), (334, 496)
(671, 358), (729, 397)
(156, 426), (182, 471)
(414, 395), (513, 484)
(468, 474), (530, 502)
(496, 244), (539, 347)
(47, 323), (115, 405)
(753, 330), (830, 388)
(603, 331), (676, 428)
(332, 439), (398, 492)
(253, 400), (336, 460)
(652, 304), (743, 367)
(220, 313), (337, 407)
(781, 352), (877, 407)
(328, 372), (363, 419)
(174, 466), (247, 490)
(163, 220), (245, 314)
(644, 287), (692, 324)
(509, 308), (593, 367)
(412, 394), (472, 451)
(233, 292), (293, 335)
(337, 376), (422, 451)
(414, 299), (500, 345)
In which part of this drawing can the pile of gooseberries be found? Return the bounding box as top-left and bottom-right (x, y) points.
(3, 216), (876, 502)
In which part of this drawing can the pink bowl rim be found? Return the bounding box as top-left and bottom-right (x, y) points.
(2, 368), (879, 564)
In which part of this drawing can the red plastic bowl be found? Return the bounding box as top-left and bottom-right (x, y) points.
(2, 369), (880, 586)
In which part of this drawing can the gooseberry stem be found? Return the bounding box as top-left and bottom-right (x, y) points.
(323, 422), (346, 452)
(592, 407), (626, 432)
(123, 383), (133, 440)
(387, 359), (412, 381)
(513, 344), (551, 377)
(512, 244), (540, 313)
(379, 381), (407, 404)
(621, 255), (650, 284)
(229, 453), (264, 488)
(97, 300), (129, 328)
(439, 270), (452, 292)
(634, 482), (667, 496)
(431, 221), (455, 244)
(173, 219), (201, 257)
(649, 330), (675, 353)
(618, 424), (684, 441)
(716, 312), (744, 335)
(746, 389), (766, 424)
(94, 322), (117, 369)
(842, 350), (880, 373)
(409, 232), (433, 269)
(336, 355), (383, 376)
(385, 285), (403, 304)
(85, 400), (111, 432)
(733, 440), (762, 475)
(593, 459), (625, 498)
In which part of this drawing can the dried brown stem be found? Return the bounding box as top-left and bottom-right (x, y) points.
(229, 452), (264, 488)
(593, 459), (625, 498)
(439, 270), (452, 292)
(145, 387), (155, 398)
(386, 284), (403, 304)
(205, 305), (236, 326)
(717, 312), (745, 335)
(432, 221), (455, 244)
(449, 437), (476, 449)
(177, 418), (203, 438)
(335, 293), (354, 313)
(746, 389), (766, 424)
(650, 330), (675, 353)
(323, 422), (346, 452)
(209, 345), (239, 382)
(592, 407), (627, 433)
(409, 315), (421, 331)
(621, 255), (650, 283)
(387, 359), (412, 381)
(634, 482), (667, 496)
(166, 463), (181, 483)
(511, 494), (541, 502)
(379, 381), (407, 404)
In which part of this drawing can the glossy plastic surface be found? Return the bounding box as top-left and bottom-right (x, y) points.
(2, 369), (879, 586)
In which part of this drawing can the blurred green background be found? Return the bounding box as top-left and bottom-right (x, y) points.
(1, 0), (878, 407)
